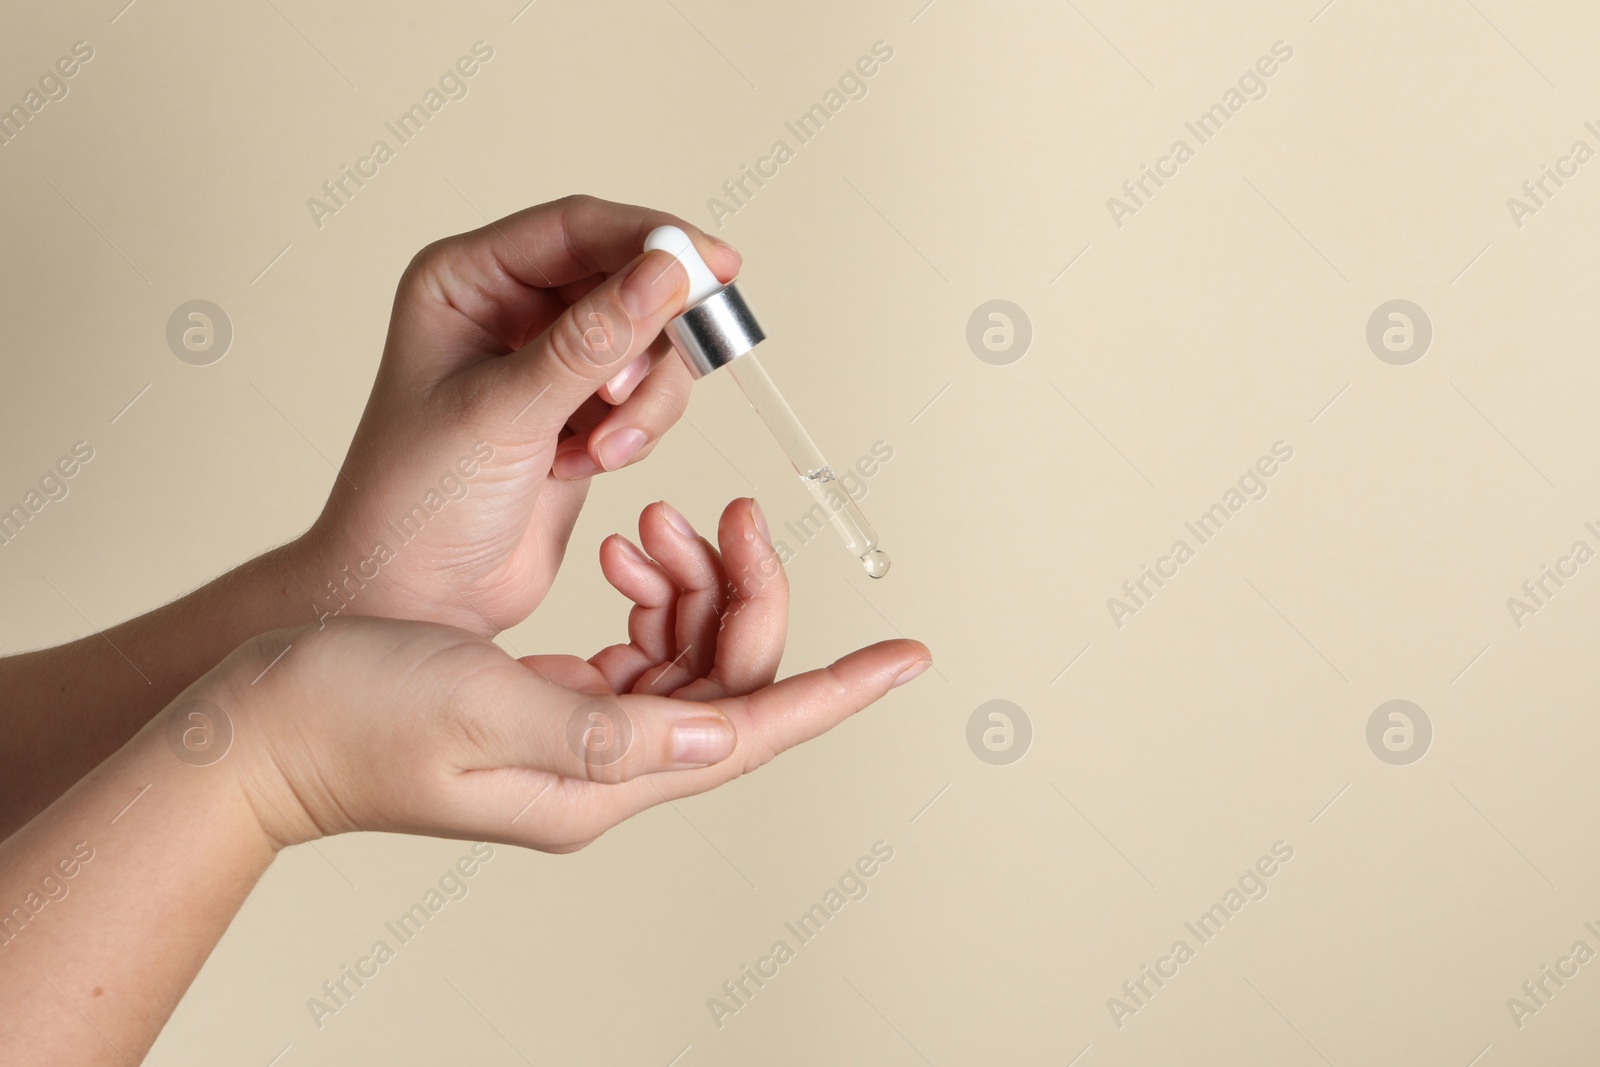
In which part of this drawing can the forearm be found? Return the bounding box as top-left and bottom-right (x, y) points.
(0, 699), (274, 1066)
(0, 541), (312, 838)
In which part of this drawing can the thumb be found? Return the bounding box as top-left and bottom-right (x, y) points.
(501, 249), (688, 439)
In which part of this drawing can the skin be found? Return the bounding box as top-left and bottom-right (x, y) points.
(0, 499), (929, 1065)
(0, 198), (931, 1063)
(0, 195), (742, 840)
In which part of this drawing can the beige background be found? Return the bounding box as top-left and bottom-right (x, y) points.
(3, 0), (1598, 1062)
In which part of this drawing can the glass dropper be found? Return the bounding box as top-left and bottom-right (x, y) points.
(645, 226), (891, 579)
(724, 354), (890, 577)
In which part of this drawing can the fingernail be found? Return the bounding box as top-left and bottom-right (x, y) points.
(671, 717), (736, 766)
(613, 536), (650, 566)
(620, 250), (686, 320)
(892, 660), (932, 687)
(603, 354), (650, 403)
(596, 428), (648, 471)
(553, 449), (600, 480)
(706, 233), (739, 258)
(659, 501), (695, 537)
(750, 499), (771, 545)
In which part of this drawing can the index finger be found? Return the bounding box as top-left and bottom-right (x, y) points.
(609, 638), (932, 812)
(425, 194), (740, 304)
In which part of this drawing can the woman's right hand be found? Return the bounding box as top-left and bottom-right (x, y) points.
(294, 195), (742, 637)
(217, 497), (930, 854)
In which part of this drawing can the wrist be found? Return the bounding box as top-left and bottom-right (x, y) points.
(276, 526), (426, 632)
(274, 529), (357, 631)
(203, 535), (346, 641)
(291, 519), (502, 636)
(126, 686), (282, 868)
(198, 628), (327, 854)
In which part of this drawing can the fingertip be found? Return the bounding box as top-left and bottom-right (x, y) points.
(599, 534), (677, 612)
(829, 639), (931, 687)
(716, 496), (759, 544)
(552, 443), (600, 481)
(620, 249), (689, 321)
(656, 500), (696, 538)
(594, 427), (649, 471)
(715, 497), (784, 604)
(695, 232), (741, 283)
(599, 352), (651, 405)
(888, 640), (933, 687)
(601, 532), (649, 568)
(750, 498), (771, 545)
(892, 658), (932, 688)
(636, 500), (709, 583)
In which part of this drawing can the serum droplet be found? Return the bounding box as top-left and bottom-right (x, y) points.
(860, 549), (891, 579)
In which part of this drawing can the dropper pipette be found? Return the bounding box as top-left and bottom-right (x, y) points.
(646, 226), (890, 579)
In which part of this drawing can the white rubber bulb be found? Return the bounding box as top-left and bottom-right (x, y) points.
(644, 225), (723, 306)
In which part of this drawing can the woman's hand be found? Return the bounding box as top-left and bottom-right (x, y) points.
(295, 195), (741, 635)
(0, 498), (926, 1065)
(236, 498), (930, 853)
(0, 196), (737, 838)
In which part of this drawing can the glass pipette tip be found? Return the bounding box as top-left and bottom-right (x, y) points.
(725, 353), (890, 578)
